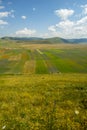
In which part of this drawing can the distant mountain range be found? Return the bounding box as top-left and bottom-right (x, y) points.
(1, 37), (43, 41)
(67, 38), (87, 43)
(1, 36), (87, 44)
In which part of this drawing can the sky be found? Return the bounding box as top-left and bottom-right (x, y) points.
(0, 0), (87, 38)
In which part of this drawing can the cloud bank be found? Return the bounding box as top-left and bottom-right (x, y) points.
(48, 6), (87, 38)
(0, 19), (8, 25)
(54, 9), (74, 20)
(15, 28), (36, 37)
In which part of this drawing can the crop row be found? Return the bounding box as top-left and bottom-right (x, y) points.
(0, 48), (87, 74)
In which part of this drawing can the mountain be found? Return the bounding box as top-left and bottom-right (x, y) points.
(0, 37), (69, 44)
(1, 37), (43, 41)
(45, 37), (69, 43)
(67, 38), (87, 43)
(1, 37), (87, 44)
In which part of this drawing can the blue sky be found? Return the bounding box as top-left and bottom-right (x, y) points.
(0, 0), (87, 38)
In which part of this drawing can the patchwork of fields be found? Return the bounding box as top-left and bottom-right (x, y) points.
(0, 45), (87, 74)
(0, 41), (87, 129)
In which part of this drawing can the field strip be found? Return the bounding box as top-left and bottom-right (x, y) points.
(27, 50), (36, 74)
(45, 49), (87, 73)
(34, 50), (48, 74)
(36, 49), (59, 73)
(36, 49), (43, 54)
(23, 60), (36, 74)
(8, 54), (21, 61)
(42, 54), (59, 73)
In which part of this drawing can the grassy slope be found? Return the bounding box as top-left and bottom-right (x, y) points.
(0, 39), (87, 129)
(0, 74), (87, 130)
(1, 37), (67, 44)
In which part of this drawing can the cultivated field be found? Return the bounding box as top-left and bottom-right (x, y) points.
(0, 41), (87, 74)
(0, 40), (87, 129)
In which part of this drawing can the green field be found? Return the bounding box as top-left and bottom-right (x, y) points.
(0, 40), (87, 129)
(0, 43), (87, 74)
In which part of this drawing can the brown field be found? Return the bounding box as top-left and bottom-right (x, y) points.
(20, 43), (87, 50)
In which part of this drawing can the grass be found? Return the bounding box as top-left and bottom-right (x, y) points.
(42, 48), (87, 73)
(35, 50), (49, 74)
(36, 59), (48, 74)
(0, 40), (87, 129)
(0, 74), (87, 130)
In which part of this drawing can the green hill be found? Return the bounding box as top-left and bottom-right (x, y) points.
(45, 37), (69, 43)
(1, 37), (68, 44)
(1, 36), (87, 44)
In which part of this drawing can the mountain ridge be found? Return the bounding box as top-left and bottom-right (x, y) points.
(1, 36), (87, 44)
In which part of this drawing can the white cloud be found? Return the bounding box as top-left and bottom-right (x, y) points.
(56, 20), (74, 29)
(0, 10), (14, 18)
(15, 28), (36, 37)
(81, 4), (87, 8)
(81, 4), (87, 15)
(33, 8), (36, 11)
(10, 10), (15, 13)
(84, 8), (87, 14)
(54, 9), (74, 20)
(0, 6), (5, 9)
(47, 7), (87, 38)
(21, 15), (27, 20)
(0, 19), (8, 25)
(0, 12), (10, 18)
(48, 21), (73, 38)
(77, 16), (87, 25)
(48, 25), (56, 32)
(48, 16), (87, 38)
(0, 10), (14, 28)
(8, 2), (12, 5)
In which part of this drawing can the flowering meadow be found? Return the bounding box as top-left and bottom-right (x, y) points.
(0, 74), (87, 130)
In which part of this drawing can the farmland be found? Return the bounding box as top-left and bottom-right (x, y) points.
(0, 40), (87, 74)
(0, 39), (87, 129)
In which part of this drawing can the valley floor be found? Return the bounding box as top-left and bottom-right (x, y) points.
(0, 44), (87, 74)
(0, 42), (87, 129)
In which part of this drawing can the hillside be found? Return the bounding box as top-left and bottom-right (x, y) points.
(1, 37), (43, 41)
(45, 37), (69, 43)
(67, 38), (87, 43)
(1, 36), (87, 44)
(1, 37), (66, 44)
